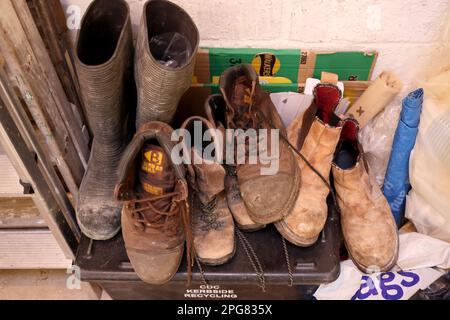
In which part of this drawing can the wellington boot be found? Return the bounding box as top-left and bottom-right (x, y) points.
(74, 0), (133, 240)
(135, 0), (199, 127)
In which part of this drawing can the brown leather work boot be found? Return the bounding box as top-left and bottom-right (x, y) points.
(219, 64), (300, 225)
(275, 84), (343, 246)
(205, 95), (265, 231)
(179, 116), (235, 265)
(115, 122), (192, 284)
(332, 119), (399, 273)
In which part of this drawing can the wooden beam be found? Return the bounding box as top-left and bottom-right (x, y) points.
(0, 104), (77, 258)
(0, 56), (81, 252)
(0, 0), (89, 200)
(27, 0), (90, 141)
(0, 197), (46, 229)
(14, 0), (90, 169)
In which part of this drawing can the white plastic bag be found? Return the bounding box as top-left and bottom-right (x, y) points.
(359, 99), (402, 187)
(406, 69), (450, 242)
(314, 232), (448, 300)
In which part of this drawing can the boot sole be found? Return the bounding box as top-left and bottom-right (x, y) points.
(77, 215), (121, 241)
(246, 152), (302, 225)
(274, 219), (319, 247)
(345, 231), (400, 274)
(236, 221), (266, 232)
(197, 240), (237, 266)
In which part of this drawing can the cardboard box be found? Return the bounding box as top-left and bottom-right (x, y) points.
(193, 48), (378, 85)
(173, 81), (370, 128)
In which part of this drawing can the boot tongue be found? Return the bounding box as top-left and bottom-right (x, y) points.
(230, 76), (254, 129)
(138, 144), (175, 211)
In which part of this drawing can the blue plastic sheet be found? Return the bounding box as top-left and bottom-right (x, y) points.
(383, 88), (424, 227)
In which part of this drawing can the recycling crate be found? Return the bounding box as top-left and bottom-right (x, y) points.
(75, 197), (342, 300)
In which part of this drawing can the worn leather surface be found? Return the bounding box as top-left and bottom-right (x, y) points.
(204, 95), (263, 230)
(74, 0), (133, 240)
(275, 83), (344, 246)
(219, 65), (300, 224)
(275, 118), (342, 246)
(180, 117), (235, 264)
(116, 122), (188, 284)
(332, 148), (399, 272)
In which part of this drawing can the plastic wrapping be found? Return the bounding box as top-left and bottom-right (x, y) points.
(149, 32), (192, 68)
(383, 89), (423, 227)
(359, 99), (402, 187)
(406, 69), (450, 243)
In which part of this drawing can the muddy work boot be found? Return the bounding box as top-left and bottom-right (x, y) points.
(115, 122), (191, 284)
(332, 119), (399, 273)
(205, 95), (265, 231)
(135, 0), (199, 127)
(219, 64), (300, 225)
(74, 0), (133, 240)
(275, 84), (343, 247)
(179, 116), (235, 265)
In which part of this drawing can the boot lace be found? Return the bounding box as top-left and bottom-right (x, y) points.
(229, 184), (242, 201)
(224, 165), (237, 176)
(129, 189), (194, 285)
(199, 196), (222, 231)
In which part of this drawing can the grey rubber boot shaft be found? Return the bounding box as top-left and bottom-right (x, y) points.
(135, 0), (199, 128)
(74, 0), (133, 240)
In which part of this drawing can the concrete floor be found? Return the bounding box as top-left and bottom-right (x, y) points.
(0, 269), (109, 300)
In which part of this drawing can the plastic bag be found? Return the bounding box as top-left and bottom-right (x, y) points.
(406, 69), (450, 242)
(149, 32), (192, 68)
(359, 98), (402, 187)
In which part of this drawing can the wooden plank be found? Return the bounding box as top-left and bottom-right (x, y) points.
(0, 62), (79, 258)
(0, 229), (72, 269)
(0, 59), (80, 245)
(0, 120), (76, 258)
(0, 154), (24, 196)
(27, 0), (90, 143)
(0, 0), (91, 199)
(0, 197), (46, 229)
(15, 0), (89, 170)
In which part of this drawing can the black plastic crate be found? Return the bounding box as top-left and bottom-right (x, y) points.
(75, 197), (342, 300)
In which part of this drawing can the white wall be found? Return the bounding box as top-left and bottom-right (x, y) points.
(60, 0), (450, 89)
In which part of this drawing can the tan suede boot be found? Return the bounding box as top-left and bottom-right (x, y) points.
(219, 64), (300, 225)
(332, 119), (399, 273)
(180, 116), (235, 265)
(115, 122), (191, 284)
(205, 94), (265, 231)
(275, 84), (343, 246)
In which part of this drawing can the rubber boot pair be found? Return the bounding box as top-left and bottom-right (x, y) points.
(74, 0), (198, 240)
